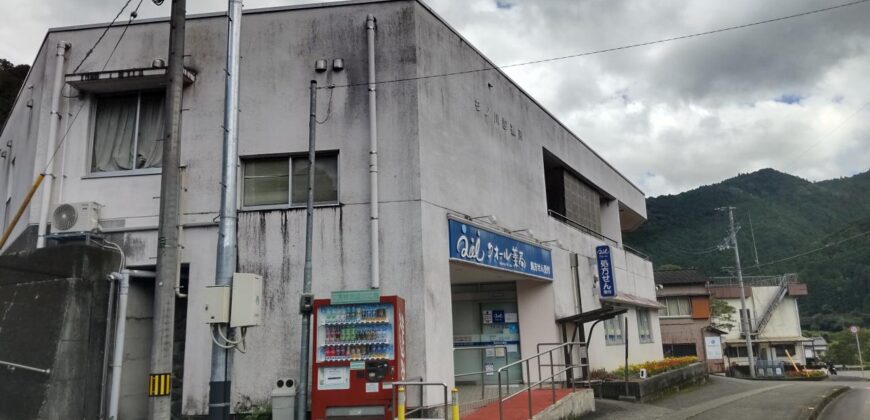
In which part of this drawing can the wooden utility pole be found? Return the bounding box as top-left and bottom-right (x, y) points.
(149, 0), (186, 418)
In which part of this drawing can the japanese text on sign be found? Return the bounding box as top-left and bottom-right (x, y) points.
(596, 245), (616, 297)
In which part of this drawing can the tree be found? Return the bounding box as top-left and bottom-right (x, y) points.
(1, 58), (31, 130)
(710, 297), (737, 332)
(826, 329), (870, 365)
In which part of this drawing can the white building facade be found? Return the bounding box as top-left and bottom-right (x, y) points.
(0, 0), (662, 415)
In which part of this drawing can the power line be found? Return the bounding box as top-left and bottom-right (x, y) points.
(745, 228), (870, 272)
(42, 2), (143, 174)
(101, 0), (145, 71)
(322, 0), (870, 90)
(782, 100), (870, 171)
(71, 0), (133, 74)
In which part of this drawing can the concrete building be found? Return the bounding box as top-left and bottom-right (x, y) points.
(709, 275), (810, 376)
(0, 0), (662, 416)
(654, 269), (726, 373)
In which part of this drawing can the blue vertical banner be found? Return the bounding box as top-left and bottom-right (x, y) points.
(596, 245), (616, 297)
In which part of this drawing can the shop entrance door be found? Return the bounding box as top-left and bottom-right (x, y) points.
(452, 283), (523, 385)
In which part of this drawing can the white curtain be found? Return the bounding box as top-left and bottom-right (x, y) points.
(91, 95), (137, 172)
(91, 92), (165, 172)
(135, 92), (165, 169)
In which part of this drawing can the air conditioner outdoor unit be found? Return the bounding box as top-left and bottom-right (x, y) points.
(52, 202), (102, 234)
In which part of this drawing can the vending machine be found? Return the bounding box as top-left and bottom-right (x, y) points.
(311, 295), (405, 420)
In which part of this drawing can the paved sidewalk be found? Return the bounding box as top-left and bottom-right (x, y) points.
(583, 375), (848, 420)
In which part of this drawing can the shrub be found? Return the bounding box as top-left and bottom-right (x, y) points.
(611, 356), (699, 378)
(588, 368), (621, 381)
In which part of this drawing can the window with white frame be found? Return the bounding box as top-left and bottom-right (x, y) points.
(91, 91), (165, 173)
(242, 153), (338, 208)
(658, 297), (692, 317)
(604, 315), (624, 345)
(637, 309), (653, 343)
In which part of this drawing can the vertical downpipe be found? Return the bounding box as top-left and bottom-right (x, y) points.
(108, 270), (130, 420)
(366, 14), (380, 289)
(36, 41), (70, 248)
(210, 0), (243, 418)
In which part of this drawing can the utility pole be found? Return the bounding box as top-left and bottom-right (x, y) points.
(150, 0), (186, 418)
(296, 80), (318, 420)
(209, 0), (243, 419)
(719, 206), (756, 378)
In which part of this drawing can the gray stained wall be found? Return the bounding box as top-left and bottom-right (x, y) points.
(0, 245), (119, 420)
(0, 0), (653, 414)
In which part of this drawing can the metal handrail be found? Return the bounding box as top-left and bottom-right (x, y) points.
(496, 342), (587, 420)
(391, 381), (449, 420)
(0, 359), (51, 375)
(453, 345), (510, 402)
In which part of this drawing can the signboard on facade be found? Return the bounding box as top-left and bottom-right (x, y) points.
(596, 245), (616, 297)
(448, 219), (553, 280)
(705, 336), (723, 360)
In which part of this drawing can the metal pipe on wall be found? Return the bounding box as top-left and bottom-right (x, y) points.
(210, 0), (243, 418)
(108, 270), (130, 420)
(366, 14), (380, 289)
(36, 41), (70, 248)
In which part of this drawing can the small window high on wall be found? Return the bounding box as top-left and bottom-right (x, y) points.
(91, 91), (165, 173)
(241, 152), (338, 208)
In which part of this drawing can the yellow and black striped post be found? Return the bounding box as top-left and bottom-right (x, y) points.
(149, 373), (172, 397)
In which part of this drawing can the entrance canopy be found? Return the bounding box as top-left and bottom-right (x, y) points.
(556, 306), (627, 325)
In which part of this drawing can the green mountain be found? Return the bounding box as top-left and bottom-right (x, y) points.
(1, 58), (30, 131)
(625, 168), (870, 331)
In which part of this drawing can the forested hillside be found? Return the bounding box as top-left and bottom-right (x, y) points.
(0, 58), (30, 130)
(625, 168), (870, 331)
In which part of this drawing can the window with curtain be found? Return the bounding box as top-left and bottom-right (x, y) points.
(91, 91), (165, 173)
(242, 153), (338, 208)
(604, 315), (624, 345)
(637, 309), (653, 343)
(658, 297), (692, 317)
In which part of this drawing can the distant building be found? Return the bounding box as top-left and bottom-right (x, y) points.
(709, 274), (810, 377)
(655, 269), (726, 372)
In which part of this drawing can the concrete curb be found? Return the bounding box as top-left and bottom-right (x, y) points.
(803, 386), (850, 420)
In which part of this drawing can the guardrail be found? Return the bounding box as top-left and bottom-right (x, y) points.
(391, 381), (449, 420)
(496, 342), (587, 420)
(0, 359), (51, 375)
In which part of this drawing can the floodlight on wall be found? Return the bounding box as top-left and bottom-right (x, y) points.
(540, 239), (562, 248)
(332, 58), (345, 71)
(508, 228), (534, 238)
(470, 215), (498, 224)
(314, 59), (328, 72)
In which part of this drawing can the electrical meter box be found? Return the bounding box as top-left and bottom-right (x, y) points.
(204, 286), (231, 324)
(231, 273), (264, 327)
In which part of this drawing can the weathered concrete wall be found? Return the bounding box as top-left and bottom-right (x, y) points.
(532, 389), (595, 420)
(0, 244), (118, 420)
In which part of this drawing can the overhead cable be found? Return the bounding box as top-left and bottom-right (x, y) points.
(71, 0), (134, 74)
(321, 0), (870, 90)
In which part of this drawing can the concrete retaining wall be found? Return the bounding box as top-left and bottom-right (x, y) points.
(532, 389), (595, 420)
(0, 244), (118, 420)
(595, 362), (708, 402)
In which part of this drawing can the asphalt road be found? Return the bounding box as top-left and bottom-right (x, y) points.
(819, 378), (870, 420)
(585, 375), (861, 420)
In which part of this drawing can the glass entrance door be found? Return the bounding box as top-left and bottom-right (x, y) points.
(452, 283), (523, 385)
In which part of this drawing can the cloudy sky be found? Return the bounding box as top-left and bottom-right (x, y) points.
(1, 0), (868, 197)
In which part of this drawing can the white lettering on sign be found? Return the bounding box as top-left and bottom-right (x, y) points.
(456, 233), (485, 262)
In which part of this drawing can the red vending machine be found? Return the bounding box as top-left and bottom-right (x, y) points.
(311, 295), (405, 420)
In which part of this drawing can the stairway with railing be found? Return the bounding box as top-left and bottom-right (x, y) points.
(753, 275), (792, 335)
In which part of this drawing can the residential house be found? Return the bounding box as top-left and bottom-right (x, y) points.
(709, 275), (809, 377)
(655, 269), (726, 373)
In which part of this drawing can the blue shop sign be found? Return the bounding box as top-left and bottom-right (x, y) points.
(448, 219), (553, 280)
(596, 245), (616, 297)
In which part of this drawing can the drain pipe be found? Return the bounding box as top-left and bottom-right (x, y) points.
(366, 14), (380, 289)
(36, 41), (70, 248)
(107, 270), (130, 420)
